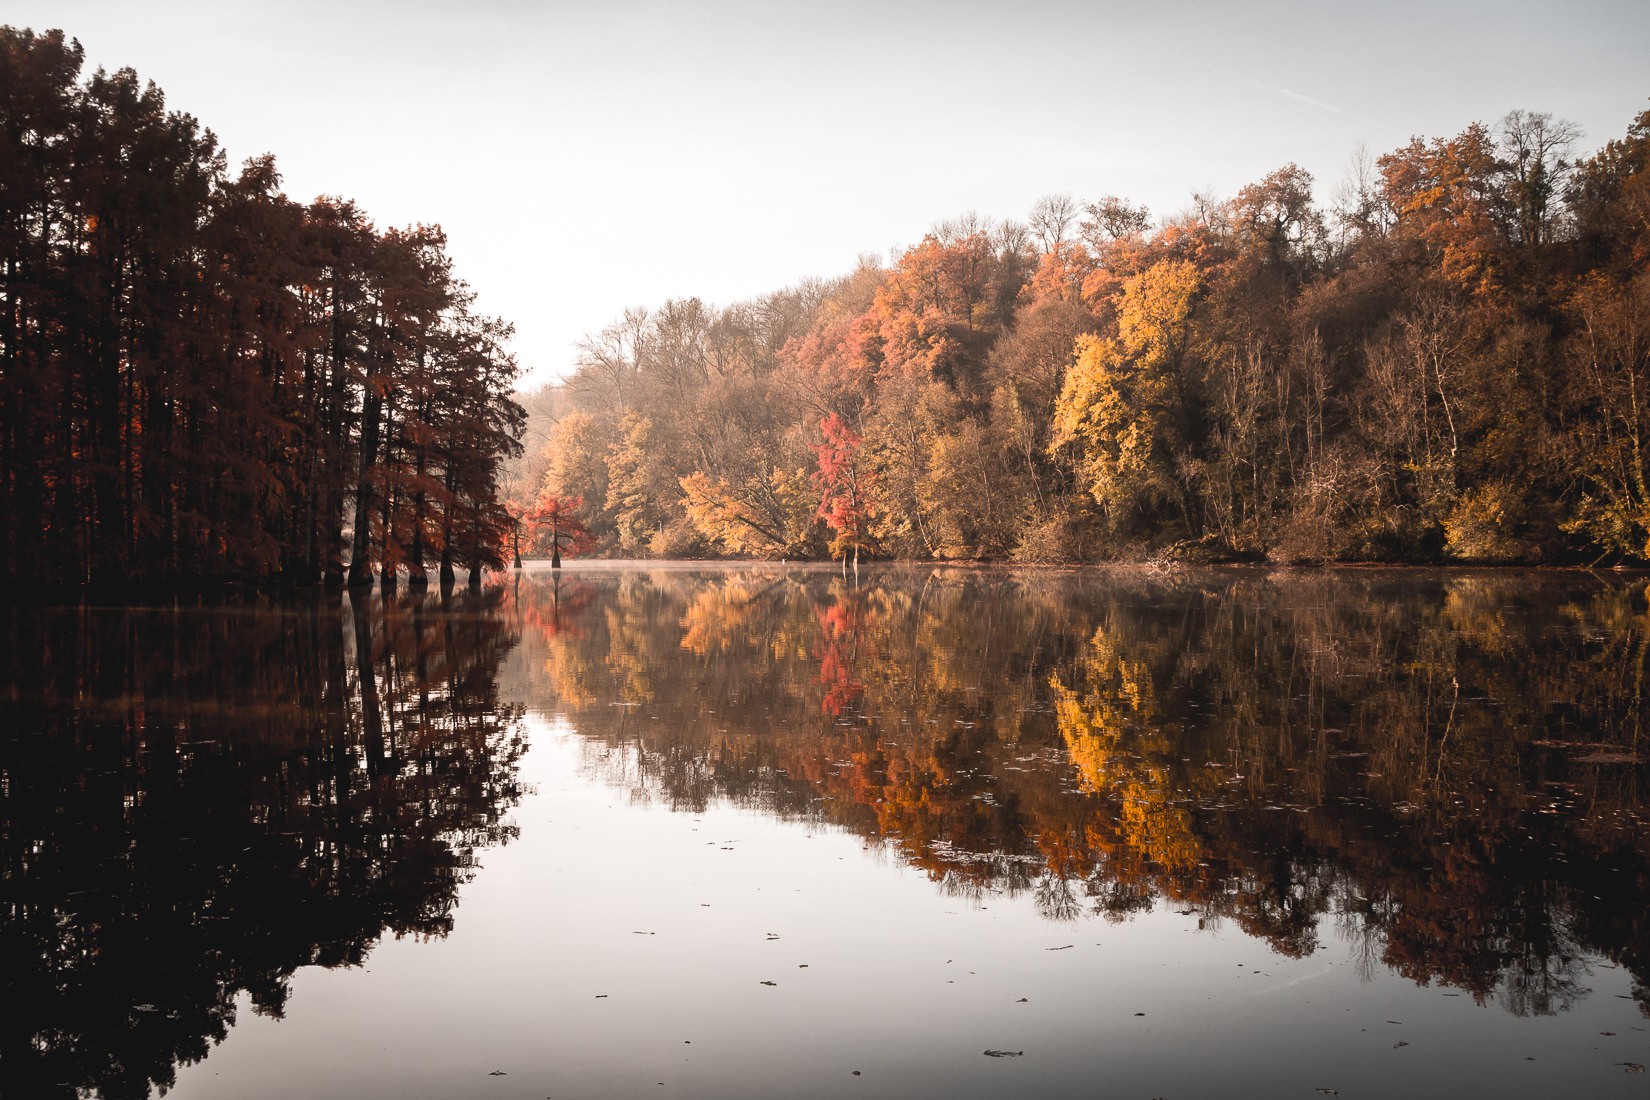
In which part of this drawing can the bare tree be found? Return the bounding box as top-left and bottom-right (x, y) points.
(570, 304), (651, 417)
(1029, 193), (1080, 253)
(1498, 109), (1581, 246)
(1079, 194), (1152, 248)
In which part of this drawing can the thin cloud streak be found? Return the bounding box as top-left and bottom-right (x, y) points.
(1246, 78), (1374, 126)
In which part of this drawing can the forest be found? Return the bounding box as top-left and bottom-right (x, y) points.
(6, 27), (1649, 579)
(0, 28), (525, 590)
(517, 98), (1650, 564)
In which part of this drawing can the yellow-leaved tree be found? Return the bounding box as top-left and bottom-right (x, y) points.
(1050, 258), (1200, 539)
(679, 467), (818, 557)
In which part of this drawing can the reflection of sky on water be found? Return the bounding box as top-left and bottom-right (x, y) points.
(179, 716), (1648, 1100)
(7, 567), (1650, 1098)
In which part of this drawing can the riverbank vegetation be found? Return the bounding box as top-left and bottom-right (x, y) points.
(0, 28), (524, 589)
(520, 102), (1650, 564)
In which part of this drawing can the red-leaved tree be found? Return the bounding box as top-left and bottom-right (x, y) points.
(526, 493), (595, 568)
(812, 413), (875, 569)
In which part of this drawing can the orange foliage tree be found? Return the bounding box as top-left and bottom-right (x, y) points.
(525, 493), (595, 568)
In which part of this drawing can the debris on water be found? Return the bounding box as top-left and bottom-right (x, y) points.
(1622, 1063), (1646, 1073)
(487, 1070), (507, 1076)
(1047, 944), (1074, 951)
(799, 964), (809, 968)
(1134, 1012), (1145, 1017)
(982, 1050), (1023, 1058)
(595, 994), (608, 999)
(1315, 1090), (1338, 1096)
(1386, 1019), (1402, 1025)
(760, 980), (777, 986)
(1602, 1031), (1617, 1036)
(1393, 1041), (1409, 1049)
(134, 1004), (157, 1012)
(1016, 997), (1028, 1003)
(633, 931), (655, 935)
(766, 933), (781, 940)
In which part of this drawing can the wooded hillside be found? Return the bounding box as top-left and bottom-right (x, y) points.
(523, 104), (1650, 564)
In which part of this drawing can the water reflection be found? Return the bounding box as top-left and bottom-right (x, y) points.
(0, 588), (525, 1099)
(511, 566), (1650, 1020)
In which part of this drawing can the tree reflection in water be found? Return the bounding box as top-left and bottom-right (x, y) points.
(512, 565), (1650, 1020)
(0, 587), (525, 1099)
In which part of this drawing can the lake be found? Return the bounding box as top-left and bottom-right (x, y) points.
(5, 563), (1650, 1098)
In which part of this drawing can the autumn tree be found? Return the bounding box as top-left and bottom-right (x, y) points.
(0, 28), (523, 589)
(812, 413), (875, 568)
(1051, 258), (1201, 543)
(526, 492), (595, 568)
(508, 100), (1650, 567)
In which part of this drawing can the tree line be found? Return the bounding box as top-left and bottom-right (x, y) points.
(521, 102), (1650, 563)
(0, 28), (525, 590)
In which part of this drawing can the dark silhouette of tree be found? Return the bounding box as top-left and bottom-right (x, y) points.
(0, 27), (523, 592)
(0, 588), (525, 1098)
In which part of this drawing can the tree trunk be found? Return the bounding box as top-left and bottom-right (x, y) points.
(346, 380), (382, 587)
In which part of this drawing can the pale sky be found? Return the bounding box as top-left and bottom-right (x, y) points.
(8, 1), (1648, 390)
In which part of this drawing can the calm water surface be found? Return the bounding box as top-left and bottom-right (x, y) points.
(5, 564), (1650, 1098)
